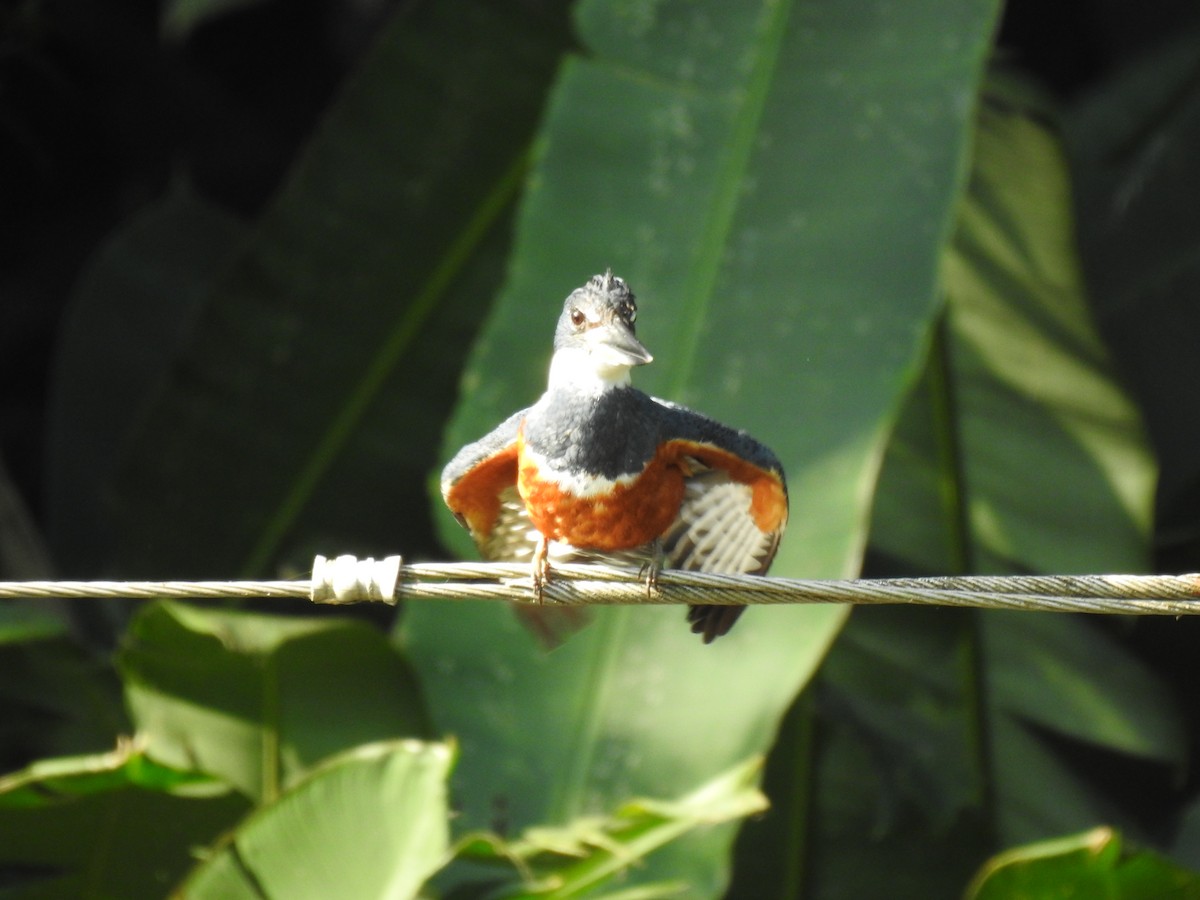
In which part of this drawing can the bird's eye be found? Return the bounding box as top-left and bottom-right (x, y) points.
(570, 308), (586, 328)
(621, 301), (636, 324)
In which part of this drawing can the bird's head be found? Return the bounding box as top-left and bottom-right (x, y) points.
(549, 270), (652, 391)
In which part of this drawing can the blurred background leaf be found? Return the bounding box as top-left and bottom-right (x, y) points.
(44, 186), (246, 579)
(0, 633), (127, 779)
(161, 0), (271, 40)
(1066, 24), (1200, 569)
(0, 450), (69, 648)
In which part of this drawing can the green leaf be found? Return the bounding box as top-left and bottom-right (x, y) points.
(0, 743), (226, 808)
(0, 448), (65, 641)
(161, 0), (270, 39)
(987, 715), (1122, 845)
(0, 745), (248, 898)
(818, 607), (984, 824)
(109, 0), (572, 578)
(181, 740), (453, 899)
(797, 608), (1183, 897)
(966, 827), (1200, 900)
(0, 451), (54, 581)
(118, 602), (430, 801)
(447, 756), (766, 898)
(0, 605), (63, 644)
(414, 0), (1002, 893)
(518, 761), (767, 898)
(1171, 798), (1200, 871)
(985, 612), (1184, 766)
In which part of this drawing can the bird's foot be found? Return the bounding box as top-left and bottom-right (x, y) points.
(532, 536), (551, 604)
(638, 540), (665, 600)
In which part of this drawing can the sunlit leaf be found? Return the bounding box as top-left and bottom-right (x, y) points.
(966, 827), (1200, 900)
(0, 743), (225, 808)
(446, 756), (766, 898)
(181, 740), (453, 899)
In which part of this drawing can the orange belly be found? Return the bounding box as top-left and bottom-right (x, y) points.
(517, 451), (686, 551)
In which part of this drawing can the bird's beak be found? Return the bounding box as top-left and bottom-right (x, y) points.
(592, 320), (653, 368)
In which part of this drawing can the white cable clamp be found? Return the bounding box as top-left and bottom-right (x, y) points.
(310, 554), (403, 605)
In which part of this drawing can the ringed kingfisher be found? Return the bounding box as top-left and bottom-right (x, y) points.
(440, 271), (788, 642)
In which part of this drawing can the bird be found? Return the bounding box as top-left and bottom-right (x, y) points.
(440, 271), (788, 643)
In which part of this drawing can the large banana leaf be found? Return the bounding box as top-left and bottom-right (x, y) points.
(408, 0), (1002, 893)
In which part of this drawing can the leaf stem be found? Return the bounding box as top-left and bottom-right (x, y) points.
(927, 312), (972, 575)
(928, 309), (996, 839)
(262, 652), (281, 805)
(779, 690), (816, 898)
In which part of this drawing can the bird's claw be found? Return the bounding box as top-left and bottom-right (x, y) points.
(639, 541), (664, 600)
(532, 536), (551, 604)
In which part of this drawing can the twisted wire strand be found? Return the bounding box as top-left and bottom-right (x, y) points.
(0, 556), (1197, 616)
(0, 580), (309, 601)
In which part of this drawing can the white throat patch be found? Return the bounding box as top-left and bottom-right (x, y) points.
(547, 347), (632, 393)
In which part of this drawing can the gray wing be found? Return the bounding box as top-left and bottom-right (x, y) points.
(441, 409), (540, 562)
(650, 398), (788, 642)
